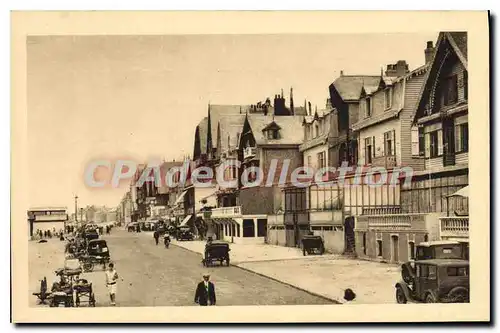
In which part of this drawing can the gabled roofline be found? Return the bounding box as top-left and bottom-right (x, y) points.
(412, 32), (466, 124)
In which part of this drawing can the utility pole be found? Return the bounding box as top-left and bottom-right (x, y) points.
(74, 195), (78, 222)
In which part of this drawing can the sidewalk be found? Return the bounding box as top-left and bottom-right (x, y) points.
(171, 239), (340, 264)
(172, 238), (400, 304)
(238, 258), (401, 304)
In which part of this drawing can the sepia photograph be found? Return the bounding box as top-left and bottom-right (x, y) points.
(11, 11), (490, 323)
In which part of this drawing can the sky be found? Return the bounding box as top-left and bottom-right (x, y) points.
(27, 32), (439, 212)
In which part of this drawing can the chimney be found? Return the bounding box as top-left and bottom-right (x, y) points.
(308, 101), (312, 115)
(385, 60), (409, 77)
(326, 98), (331, 109)
(425, 41), (435, 64)
(340, 70), (344, 76)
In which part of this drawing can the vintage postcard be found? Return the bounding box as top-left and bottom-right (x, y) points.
(11, 11), (490, 323)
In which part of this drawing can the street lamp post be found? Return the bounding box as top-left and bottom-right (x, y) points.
(74, 195), (78, 222)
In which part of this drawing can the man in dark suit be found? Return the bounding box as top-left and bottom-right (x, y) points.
(194, 273), (216, 306)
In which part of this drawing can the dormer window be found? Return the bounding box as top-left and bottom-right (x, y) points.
(267, 129), (279, 139)
(384, 88), (392, 110)
(365, 97), (372, 118)
(262, 121), (282, 141)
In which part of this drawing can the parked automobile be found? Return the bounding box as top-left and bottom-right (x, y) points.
(176, 226), (194, 241)
(395, 258), (469, 304)
(301, 235), (325, 256)
(415, 241), (468, 261)
(202, 241), (230, 267)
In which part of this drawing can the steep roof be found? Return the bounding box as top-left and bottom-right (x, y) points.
(331, 75), (382, 101)
(413, 31), (467, 122)
(247, 115), (305, 145)
(209, 105), (249, 144)
(448, 32), (467, 62)
(195, 117), (208, 155)
(217, 114), (246, 152)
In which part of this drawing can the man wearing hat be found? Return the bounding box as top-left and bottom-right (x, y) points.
(194, 273), (216, 306)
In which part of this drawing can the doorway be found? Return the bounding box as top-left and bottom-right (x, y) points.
(391, 235), (399, 263)
(344, 216), (355, 253)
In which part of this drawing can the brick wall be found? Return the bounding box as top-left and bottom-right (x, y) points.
(261, 148), (302, 184)
(240, 186), (275, 215)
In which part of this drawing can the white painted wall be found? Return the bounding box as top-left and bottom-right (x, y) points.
(303, 144), (328, 171)
(358, 118), (402, 166)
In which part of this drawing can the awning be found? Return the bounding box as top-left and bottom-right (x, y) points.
(179, 215), (192, 226)
(212, 218), (237, 225)
(447, 186), (469, 198)
(174, 190), (188, 205)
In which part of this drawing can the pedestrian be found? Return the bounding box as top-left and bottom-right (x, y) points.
(194, 273), (216, 306)
(105, 263), (119, 306)
(153, 230), (159, 245)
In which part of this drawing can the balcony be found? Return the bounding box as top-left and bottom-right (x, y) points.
(371, 155), (397, 168)
(243, 147), (257, 160)
(355, 213), (426, 231)
(211, 206), (242, 218)
(439, 216), (469, 241)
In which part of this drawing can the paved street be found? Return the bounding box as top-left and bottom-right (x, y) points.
(29, 229), (334, 307)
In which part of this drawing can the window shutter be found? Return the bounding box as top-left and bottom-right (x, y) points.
(372, 136), (376, 158)
(463, 71), (468, 100)
(437, 130), (443, 156)
(452, 75), (458, 103)
(418, 127), (425, 156)
(392, 130), (396, 156)
(411, 127), (419, 155)
(454, 125), (461, 152)
(383, 132), (387, 156)
(425, 133), (430, 158)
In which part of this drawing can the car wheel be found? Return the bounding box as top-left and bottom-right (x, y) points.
(396, 286), (407, 304)
(448, 287), (469, 303)
(425, 293), (436, 303)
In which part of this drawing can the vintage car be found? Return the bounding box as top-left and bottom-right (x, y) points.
(202, 241), (230, 267)
(415, 241), (468, 261)
(395, 258), (469, 303)
(176, 226), (194, 241)
(80, 239), (110, 272)
(301, 234), (325, 256)
(83, 230), (99, 242)
(127, 222), (138, 232)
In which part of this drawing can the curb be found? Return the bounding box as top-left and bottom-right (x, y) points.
(171, 242), (342, 304)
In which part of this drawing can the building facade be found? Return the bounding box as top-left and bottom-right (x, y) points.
(28, 207), (68, 237)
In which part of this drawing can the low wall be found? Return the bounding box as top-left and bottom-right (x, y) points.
(267, 228), (286, 246)
(233, 236), (266, 245)
(312, 230), (344, 254)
